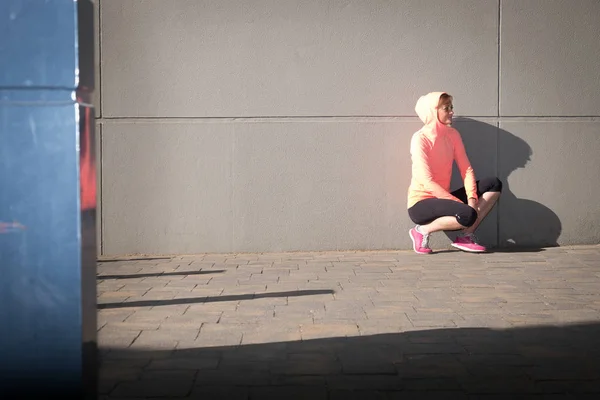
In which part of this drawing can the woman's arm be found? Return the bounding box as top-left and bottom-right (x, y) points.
(451, 131), (478, 201)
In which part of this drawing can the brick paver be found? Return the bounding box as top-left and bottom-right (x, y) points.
(98, 245), (600, 399)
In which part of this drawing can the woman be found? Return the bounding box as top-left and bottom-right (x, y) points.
(407, 92), (502, 254)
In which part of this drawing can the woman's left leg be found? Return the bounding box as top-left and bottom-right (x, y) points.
(463, 190), (501, 234)
(450, 177), (502, 251)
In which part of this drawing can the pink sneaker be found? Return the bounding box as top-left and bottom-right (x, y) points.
(409, 227), (432, 254)
(452, 234), (486, 253)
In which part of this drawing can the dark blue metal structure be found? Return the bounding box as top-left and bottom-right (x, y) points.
(0, 0), (97, 397)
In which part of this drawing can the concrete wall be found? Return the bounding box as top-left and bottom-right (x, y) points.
(94, 0), (600, 256)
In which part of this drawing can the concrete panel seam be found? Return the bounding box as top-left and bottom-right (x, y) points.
(496, 0), (501, 248)
(98, 0), (103, 119)
(98, 116), (424, 122)
(497, 0), (502, 118)
(495, 120), (500, 248)
(95, 116), (600, 125)
(95, 116), (500, 124)
(231, 124), (236, 252)
(99, 122), (103, 256)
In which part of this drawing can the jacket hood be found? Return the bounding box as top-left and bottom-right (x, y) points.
(415, 91), (447, 126)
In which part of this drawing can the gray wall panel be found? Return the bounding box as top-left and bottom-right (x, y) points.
(96, 122), (102, 253)
(102, 120), (432, 254)
(231, 120), (419, 252)
(93, 0), (100, 114)
(102, 122), (235, 255)
(501, 0), (600, 116)
(100, 0), (498, 118)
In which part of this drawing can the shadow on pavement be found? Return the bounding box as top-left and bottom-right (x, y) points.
(99, 257), (173, 262)
(98, 270), (226, 280)
(98, 290), (336, 310)
(100, 322), (600, 399)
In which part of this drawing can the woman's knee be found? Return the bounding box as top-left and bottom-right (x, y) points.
(491, 177), (503, 193)
(456, 206), (478, 227)
(481, 176), (503, 193)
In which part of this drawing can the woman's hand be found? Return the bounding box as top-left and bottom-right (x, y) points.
(468, 197), (479, 212)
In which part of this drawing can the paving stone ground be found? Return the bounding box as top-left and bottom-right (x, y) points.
(97, 245), (600, 399)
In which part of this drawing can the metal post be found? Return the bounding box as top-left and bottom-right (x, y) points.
(0, 0), (97, 397)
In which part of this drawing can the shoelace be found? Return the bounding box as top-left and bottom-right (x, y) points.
(464, 233), (479, 244)
(421, 233), (431, 249)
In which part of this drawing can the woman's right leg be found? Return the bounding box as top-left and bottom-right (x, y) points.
(407, 199), (477, 253)
(420, 216), (465, 234)
(409, 198), (478, 232)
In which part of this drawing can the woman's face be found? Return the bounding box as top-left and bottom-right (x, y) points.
(437, 100), (454, 125)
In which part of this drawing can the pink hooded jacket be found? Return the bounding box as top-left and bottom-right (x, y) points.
(407, 92), (477, 208)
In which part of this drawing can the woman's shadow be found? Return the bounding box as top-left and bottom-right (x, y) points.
(444, 118), (561, 250)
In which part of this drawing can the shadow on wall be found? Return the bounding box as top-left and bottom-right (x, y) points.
(450, 118), (562, 249)
(97, 322), (600, 398)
